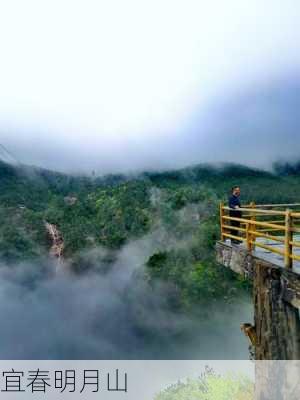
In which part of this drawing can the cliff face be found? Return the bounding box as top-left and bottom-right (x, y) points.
(254, 262), (300, 360)
(216, 242), (300, 360)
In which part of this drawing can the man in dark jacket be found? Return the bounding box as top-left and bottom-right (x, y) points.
(228, 186), (242, 244)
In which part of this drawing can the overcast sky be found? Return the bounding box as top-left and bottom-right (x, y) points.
(0, 0), (299, 174)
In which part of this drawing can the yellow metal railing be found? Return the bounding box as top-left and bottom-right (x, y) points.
(219, 203), (300, 269)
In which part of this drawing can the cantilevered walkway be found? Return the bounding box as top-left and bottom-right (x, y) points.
(217, 203), (300, 360)
(219, 203), (300, 273)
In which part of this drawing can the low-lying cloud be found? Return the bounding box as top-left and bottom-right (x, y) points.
(0, 1), (300, 174)
(0, 234), (252, 360)
(1, 77), (300, 174)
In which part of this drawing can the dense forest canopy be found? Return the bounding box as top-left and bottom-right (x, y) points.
(155, 367), (254, 400)
(0, 159), (299, 314)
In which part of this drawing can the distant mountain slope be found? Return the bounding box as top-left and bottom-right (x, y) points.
(0, 159), (299, 262)
(1, 159), (300, 313)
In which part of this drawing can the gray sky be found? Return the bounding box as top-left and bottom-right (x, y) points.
(0, 0), (300, 173)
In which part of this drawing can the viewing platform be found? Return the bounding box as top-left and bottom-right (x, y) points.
(224, 236), (300, 273)
(216, 203), (300, 360)
(219, 203), (300, 272)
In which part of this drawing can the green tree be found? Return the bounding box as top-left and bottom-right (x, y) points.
(155, 369), (254, 400)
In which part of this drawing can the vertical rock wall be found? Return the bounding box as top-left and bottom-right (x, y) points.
(216, 242), (300, 360)
(254, 262), (300, 360)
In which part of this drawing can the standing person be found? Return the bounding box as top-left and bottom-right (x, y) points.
(228, 186), (242, 244)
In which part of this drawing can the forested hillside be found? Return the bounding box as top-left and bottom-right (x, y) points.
(1, 159), (300, 312)
(155, 367), (254, 400)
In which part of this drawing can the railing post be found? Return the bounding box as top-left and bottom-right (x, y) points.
(220, 202), (225, 241)
(284, 209), (293, 269)
(246, 222), (252, 251)
(250, 202), (256, 251)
